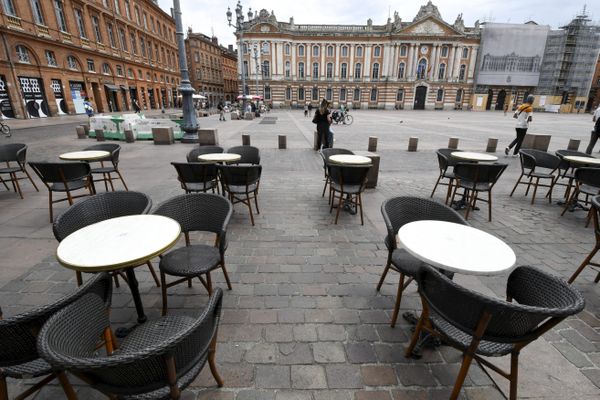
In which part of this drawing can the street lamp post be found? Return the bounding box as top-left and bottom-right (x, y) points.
(252, 45), (263, 98)
(173, 0), (198, 143)
(227, 2), (249, 106)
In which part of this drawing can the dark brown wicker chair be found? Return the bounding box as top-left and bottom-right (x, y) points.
(320, 148), (353, 199)
(28, 161), (95, 222)
(555, 150), (592, 200)
(218, 164), (262, 226)
(187, 146), (224, 162)
(328, 163), (370, 225)
(0, 143), (38, 199)
(171, 162), (219, 193)
(451, 163), (508, 221)
(379, 196), (468, 327)
(227, 145), (261, 165)
(84, 144), (128, 191)
(431, 148), (462, 205)
(38, 286), (223, 400)
(569, 195), (600, 283)
(561, 167), (600, 226)
(153, 193), (233, 315)
(406, 265), (585, 400)
(510, 149), (560, 204)
(0, 273), (111, 400)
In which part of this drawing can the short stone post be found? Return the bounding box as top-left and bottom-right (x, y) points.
(448, 137), (459, 149)
(76, 126), (86, 139)
(486, 138), (498, 153)
(242, 134), (251, 146)
(278, 134), (287, 149)
(368, 136), (378, 152)
(567, 139), (581, 151)
(151, 127), (174, 145)
(313, 131), (319, 151)
(82, 124), (90, 136)
(408, 137), (418, 152)
(95, 129), (105, 142)
(124, 129), (135, 143)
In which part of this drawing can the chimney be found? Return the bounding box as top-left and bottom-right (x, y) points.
(212, 37), (218, 45)
(228, 45), (234, 52)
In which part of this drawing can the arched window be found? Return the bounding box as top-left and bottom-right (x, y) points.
(373, 46), (381, 57)
(311, 86), (318, 100)
(243, 61), (248, 77)
(16, 45), (30, 63)
(262, 42), (270, 54)
(459, 64), (466, 81)
(354, 63), (361, 79)
(340, 88), (346, 101)
(356, 46), (363, 57)
(441, 46), (449, 57)
(312, 45), (319, 57)
(67, 55), (79, 70)
(398, 62), (405, 79)
(298, 62), (305, 78)
(327, 45), (333, 57)
(438, 63), (446, 80)
(462, 47), (469, 58)
(262, 60), (270, 78)
(102, 63), (111, 75)
(341, 63), (348, 79)
(370, 88), (378, 101)
(326, 88), (332, 101)
(369, 64), (378, 80)
(396, 89), (404, 101)
(326, 63), (333, 79)
(127, 68), (134, 78)
(285, 61), (290, 78)
(242, 43), (248, 54)
(353, 87), (360, 101)
(400, 45), (407, 57)
(341, 45), (348, 57)
(298, 45), (304, 56)
(298, 87), (305, 100)
(312, 62), (319, 78)
(436, 88), (444, 102)
(285, 86), (291, 100)
(264, 86), (271, 100)
(416, 58), (427, 80)
(285, 43), (290, 55)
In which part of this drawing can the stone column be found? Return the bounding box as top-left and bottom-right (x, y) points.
(429, 45), (438, 80)
(407, 44), (415, 78)
(452, 45), (463, 78)
(335, 43), (340, 78)
(364, 45), (372, 79)
(291, 43), (297, 79)
(467, 46), (478, 81)
(447, 44), (456, 82)
(349, 45), (355, 81)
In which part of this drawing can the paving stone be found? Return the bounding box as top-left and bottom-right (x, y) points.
(395, 365), (437, 387)
(560, 329), (599, 353)
(291, 365), (327, 389)
(197, 391), (235, 400)
(245, 343), (279, 364)
(361, 365), (398, 386)
(236, 390), (276, 400)
(279, 343), (315, 365)
(553, 341), (594, 368)
(256, 365), (290, 389)
(316, 325), (347, 341)
(354, 391), (391, 400)
(582, 368), (600, 389)
(265, 324), (294, 342)
(274, 392), (312, 400)
(313, 342), (346, 363)
(391, 389), (428, 400)
(325, 365), (363, 389)
(345, 343), (377, 364)
(293, 325), (318, 342)
(312, 390), (353, 400)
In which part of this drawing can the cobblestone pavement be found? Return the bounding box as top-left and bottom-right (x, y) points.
(1, 110), (600, 399)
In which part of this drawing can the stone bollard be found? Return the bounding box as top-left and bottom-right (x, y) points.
(486, 138), (498, 153)
(368, 136), (378, 152)
(408, 137), (418, 152)
(124, 129), (135, 143)
(448, 137), (459, 149)
(278, 135), (287, 149)
(313, 131), (319, 151)
(82, 124), (90, 136)
(95, 129), (105, 142)
(198, 128), (218, 145)
(151, 127), (174, 145)
(76, 126), (86, 139)
(567, 139), (581, 151)
(242, 134), (251, 146)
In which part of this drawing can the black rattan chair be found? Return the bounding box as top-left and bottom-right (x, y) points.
(227, 145), (260, 165)
(451, 163), (508, 221)
(84, 144), (128, 191)
(510, 149), (560, 204)
(431, 148), (462, 204)
(0, 143), (38, 199)
(28, 161), (95, 222)
(328, 163), (370, 225)
(53, 191), (160, 288)
(171, 162), (219, 193)
(153, 193), (232, 315)
(38, 286), (223, 400)
(555, 150), (593, 200)
(218, 165), (262, 226)
(0, 273), (111, 400)
(406, 265), (585, 400)
(187, 146), (224, 162)
(379, 196), (468, 327)
(320, 148), (353, 198)
(569, 195), (600, 283)
(561, 167), (600, 225)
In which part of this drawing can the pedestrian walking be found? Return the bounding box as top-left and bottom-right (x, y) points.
(585, 106), (600, 154)
(304, 103), (308, 117)
(312, 99), (332, 150)
(83, 97), (94, 118)
(505, 95), (534, 156)
(308, 103), (313, 117)
(217, 101), (226, 121)
(133, 99), (141, 113)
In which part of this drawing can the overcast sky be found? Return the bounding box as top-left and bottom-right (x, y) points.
(158, 0), (599, 48)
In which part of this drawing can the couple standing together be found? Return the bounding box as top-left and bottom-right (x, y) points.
(313, 99), (333, 150)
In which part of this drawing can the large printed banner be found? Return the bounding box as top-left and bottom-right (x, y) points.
(0, 75), (15, 119)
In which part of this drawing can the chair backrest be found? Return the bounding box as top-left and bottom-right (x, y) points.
(153, 193), (232, 235)
(171, 162), (218, 191)
(38, 287), (222, 396)
(418, 265), (584, 344)
(381, 196), (468, 251)
(0, 272), (111, 368)
(218, 164), (262, 188)
(592, 195), (600, 238)
(187, 146), (224, 162)
(0, 143), (27, 164)
(437, 148), (461, 168)
(519, 149), (560, 172)
(328, 164), (370, 190)
(454, 163), (507, 187)
(84, 143), (121, 165)
(574, 167), (600, 188)
(555, 150), (590, 159)
(53, 191), (151, 241)
(228, 146), (261, 165)
(28, 162), (91, 185)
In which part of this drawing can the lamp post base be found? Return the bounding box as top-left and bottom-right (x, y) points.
(181, 132), (199, 143)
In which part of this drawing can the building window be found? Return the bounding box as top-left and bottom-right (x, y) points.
(372, 63), (380, 79)
(326, 88), (332, 101)
(45, 50), (57, 66)
(113, 0), (120, 14)
(356, 46), (363, 57)
(243, 61), (248, 77)
(416, 58), (427, 80)
(396, 89), (404, 101)
(373, 46), (381, 57)
(285, 61), (290, 78)
(130, 33), (138, 54)
(102, 63), (111, 75)
(87, 59), (95, 71)
(341, 46), (348, 57)
(298, 87), (304, 101)
(398, 62), (405, 79)
(264, 86), (271, 100)
(438, 63), (446, 80)
(262, 61), (270, 78)
(140, 37), (146, 56)
(400, 45), (407, 57)
(341, 63), (347, 79)
(354, 63), (361, 79)
(298, 62), (305, 78)
(285, 87), (291, 100)
(146, 72), (151, 81)
(370, 88), (377, 101)
(327, 45), (333, 57)
(312, 62), (319, 79)
(134, 6), (141, 25)
(74, 9), (86, 38)
(116, 65), (124, 76)
(118, 28), (128, 51)
(124, 0), (131, 19)
(441, 46), (449, 57)
(436, 88), (444, 102)
(285, 43), (290, 55)
(456, 89), (463, 102)
(54, 0), (68, 32)
(143, 13), (148, 29)
(462, 48), (469, 58)
(326, 63), (333, 79)
(2, 0), (16, 16)
(30, 0), (45, 24)
(459, 64), (466, 81)
(353, 88), (360, 101)
(298, 45), (304, 56)
(15, 46), (30, 63)
(312, 87), (318, 100)
(67, 55), (78, 70)
(92, 16), (102, 43)
(312, 45), (319, 57)
(107, 23), (116, 47)
(340, 88), (346, 101)
(195, 68), (201, 79)
(262, 42), (269, 54)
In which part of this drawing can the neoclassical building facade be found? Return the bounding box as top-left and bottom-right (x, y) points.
(236, 2), (480, 110)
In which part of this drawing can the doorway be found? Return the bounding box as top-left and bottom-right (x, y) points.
(485, 89), (493, 110)
(414, 86), (427, 110)
(91, 83), (104, 113)
(495, 90), (506, 111)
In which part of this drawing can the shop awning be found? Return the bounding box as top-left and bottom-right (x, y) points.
(104, 84), (119, 91)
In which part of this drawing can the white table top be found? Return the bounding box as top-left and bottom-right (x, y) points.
(397, 220), (516, 276)
(57, 215), (181, 272)
(451, 151), (498, 162)
(563, 155), (600, 165)
(328, 154), (372, 165)
(198, 153), (241, 163)
(59, 150), (110, 161)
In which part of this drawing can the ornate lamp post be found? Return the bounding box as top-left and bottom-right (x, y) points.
(227, 1), (249, 105)
(173, 0), (198, 143)
(252, 44), (263, 98)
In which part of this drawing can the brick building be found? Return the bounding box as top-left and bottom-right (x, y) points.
(587, 55), (600, 111)
(0, 0), (180, 119)
(222, 45), (238, 103)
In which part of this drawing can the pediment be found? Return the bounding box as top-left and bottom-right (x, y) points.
(250, 23), (280, 33)
(399, 16), (461, 36)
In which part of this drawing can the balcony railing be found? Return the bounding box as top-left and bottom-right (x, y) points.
(6, 15), (22, 28)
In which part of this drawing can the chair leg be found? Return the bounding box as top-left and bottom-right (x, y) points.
(254, 192), (260, 214)
(430, 174), (443, 197)
(208, 334), (224, 387)
(509, 173), (524, 197)
(113, 273), (120, 288)
(390, 273), (405, 328)
(76, 271), (83, 286)
(531, 177), (540, 204)
(107, 172), (115, 192)
(334, 191), (343, 224)
(509, 351), (520, 400)
(146, 261), (160, 287)
(11, 172), (23, 199)
(561, 189), (578, 216)
(594, 270), (600, 283)
(102, 173), (109, 191)
(358, 193), (364, 225)
(0, 376), (8, 400)
(568, 244), (600, 283)
(524, 176), (533, 197)
(322, 176), (329, 197)
(23, 167), (39, 191)
(56, 372), (78, 400)
(48, 190), (53, 223)
(405, 309), (427, 357)
(488, 191), (493, 222)
(188, 278), (192, 288)
(221, 262), (233, 290)
(0, 175), (9, 191)
(376, 257), (392, 291)
(206, 271), (213, 295)
(114, 169), (128, 190)
(450, 352), (475, 400)
(464, 190), (474, 220)
(161, 272), (168, 316)
(445, 180), (454, 205)
(246, 193), (255, 226)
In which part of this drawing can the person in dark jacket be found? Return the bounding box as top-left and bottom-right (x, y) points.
(313, 99), (332, 150)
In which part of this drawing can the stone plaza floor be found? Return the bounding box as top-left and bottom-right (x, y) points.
(1, 109), (600, 399)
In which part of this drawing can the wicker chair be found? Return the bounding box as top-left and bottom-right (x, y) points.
(509, 149), (560, 204)
(430, 148), (462, 204)
(320, 148), (353, 199)
(406, 265), (585, 400)
(218, 165), (262, 226)
(84, 144), (128, 191)
(450, 163), (508, 221)
(227, 145), (261, 165)
(561, 167), (600, 226)
(171, 162), (219, 193)
(153, 194), (232, 315)
(327, 163), (370, 225)
(0, 273), (111, 400)
(569, 195), (600, 283)
(53, 191), (160, 288)
(555, 150), (593, 200)
(187, 146), (224, 162)
(0, 143), (38, 199)
(379, 196), (468, 327)
(28, 161), (95, 222)
(38, 287), (224, 400)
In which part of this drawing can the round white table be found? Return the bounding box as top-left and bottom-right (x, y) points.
(198, 153), (241, 163)
(451, 151), (498, 163)
(328, 154), (372, 165)
(563, 155), (600, 166)
(397, 220), (516, 276)
(59, 150), (110, 161)
(57, 214), (181, 324)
